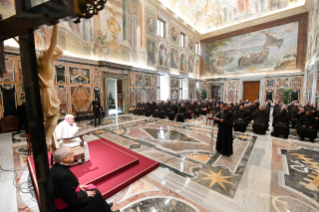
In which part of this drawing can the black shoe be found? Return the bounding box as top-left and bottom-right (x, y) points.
(300, 137), (304, 141)
(108, 202), (113, 208)
(310, 139), (314, 143)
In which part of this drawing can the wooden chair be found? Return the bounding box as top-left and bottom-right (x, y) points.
(51, 131), (90, 166)
(206, 110), (217, 125)
(25, 132), (32, 156)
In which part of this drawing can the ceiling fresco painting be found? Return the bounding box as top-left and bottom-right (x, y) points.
(160, 0), (306, 34)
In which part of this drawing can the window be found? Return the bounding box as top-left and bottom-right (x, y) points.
(157, 19), (165, 37)
(180, 33), (185, 47)
(195, 42), (200, 55)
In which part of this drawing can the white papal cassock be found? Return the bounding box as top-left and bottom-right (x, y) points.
(54, 120), (90, 161)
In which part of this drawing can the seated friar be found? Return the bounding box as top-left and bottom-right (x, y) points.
(54, 114), (90, 162)
(51, 147), (118, 212)
(234, 105), (247, 133)
(252, 105), (267, 135)
(297, 111), (317, 142)
(271, 107), (290, 139)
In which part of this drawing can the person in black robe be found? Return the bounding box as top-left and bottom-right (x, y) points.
(17, 101), (28, 134)
(271, 107), (290, 138)
(92, 98), (103, 127)
(273, 102), (280, 118)
(51, 147), (118, 212)
(159, 102), (167, 119)
(214, 103), (234, 156)
(194, 102), (201, 118)
(152, 102), (161, 118)
(133, 101), (140, 115)
(297, 111), (317, 142)
(145, 102), (152, 117)
(168, 101), (178, 120)
(176, 103), (187, 122)
(234, 106), (247, 132)
(137, 101), (145, 115)
(304, 102), (310, 111)
(252, 105), (267, 135)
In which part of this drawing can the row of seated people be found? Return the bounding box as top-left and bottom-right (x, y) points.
(133, 99), (261, 122)
(270, 101), (318, 142)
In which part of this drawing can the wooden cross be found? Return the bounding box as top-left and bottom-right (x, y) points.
(0, 1), (106, 211)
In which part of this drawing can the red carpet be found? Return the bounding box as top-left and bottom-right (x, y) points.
(27, 139), (159, 205)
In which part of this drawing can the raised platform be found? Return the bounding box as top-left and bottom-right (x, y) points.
(27, 139), (159, 206)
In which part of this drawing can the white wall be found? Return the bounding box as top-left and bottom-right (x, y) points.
(160, 75), (170, 100)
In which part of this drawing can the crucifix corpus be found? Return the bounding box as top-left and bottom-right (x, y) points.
(0, 0), (107, 211)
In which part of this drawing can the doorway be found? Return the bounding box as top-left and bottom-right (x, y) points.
(243, 81), (260, 102)
(211, 86), (221, 101)
(107, 79), (123, 116)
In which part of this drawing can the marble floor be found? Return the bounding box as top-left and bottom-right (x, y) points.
(3, 114), (319, 212)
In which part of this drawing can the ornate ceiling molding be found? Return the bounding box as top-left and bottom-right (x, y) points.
(201, 5), (309, 40)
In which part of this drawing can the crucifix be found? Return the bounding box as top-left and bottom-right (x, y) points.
(0, 0), (107, 211)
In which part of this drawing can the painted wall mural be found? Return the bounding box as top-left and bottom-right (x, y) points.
(224, 80), (239, 103)
(2, 1), (200, 78)
(129, 72), (157, 109)
(69, 67), (90, 84)
(204, 22), (299, 76)
(180, 53), (187, 72)
(158, 44), (168, 67)
(171, 78), (180, 100)
(147, 40), (156, 67)
(71, 86), (91, 113)
(171, 48), (178, 69)
(306, 0), (319, 63)
(263, 76), (303, 103)
(159, 0), (305, 34)
(170, 26), (179, 44)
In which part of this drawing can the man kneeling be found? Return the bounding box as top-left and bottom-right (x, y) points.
(51, 147), (119, 212)
(271, 107), (290, 138)
(297, 111), (317, 142)
(55, 114), (90, 163)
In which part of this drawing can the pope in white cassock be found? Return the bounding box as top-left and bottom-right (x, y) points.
(54, 114), (90, 162)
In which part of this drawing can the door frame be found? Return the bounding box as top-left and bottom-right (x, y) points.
(207, 82), (224, 101)
(239, 78), (264, 103)
(103, 73), (129, 117)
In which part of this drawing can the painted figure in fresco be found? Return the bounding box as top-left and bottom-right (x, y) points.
(270, 0), (288, 11)
(171, 50), (178, 69)
(0, 0), (15, 10)
(34, 28), (48, 50)
(107, 7), (121, 60)
(171, 27), (178, 42)
(147, 16), (156, 33)
(37, 25), (63, 150)
(189, 58), (194, 73)
(180, 54), (187, 72)
(159, 45), (167, 66)
(147, 41), (155, 66)
(94, 30), (109, 59)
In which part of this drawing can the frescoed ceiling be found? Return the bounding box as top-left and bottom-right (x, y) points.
(159, 0), (306, 34)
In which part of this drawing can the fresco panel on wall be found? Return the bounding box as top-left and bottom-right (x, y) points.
(69, 67), (90, 84)
(204, 22), (299, 76)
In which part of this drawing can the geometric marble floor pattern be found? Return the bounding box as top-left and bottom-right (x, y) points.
(92, 119), (257, 199)
(5, 114), (319, 212)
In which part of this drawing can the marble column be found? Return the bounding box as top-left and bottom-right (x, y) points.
(123, 78), (129, 114)
(120, 0), (132, 63)
(82, 19), (92, 43)
(138, 3), (147, 66)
